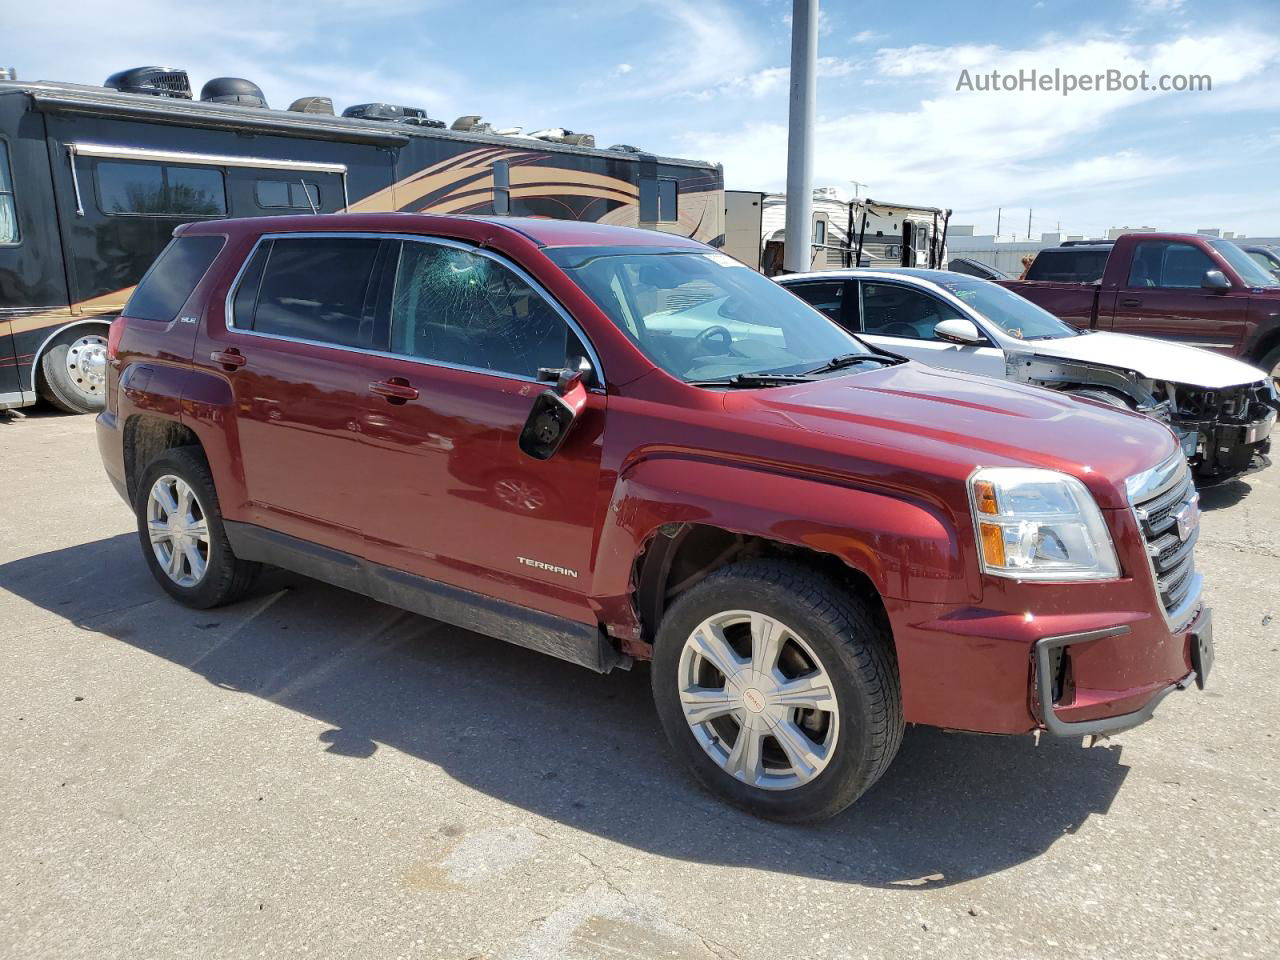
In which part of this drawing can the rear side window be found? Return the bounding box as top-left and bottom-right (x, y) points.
(1025, 250), (1109, 283)
(786, 280), (848, 324)
(233, 236), (384, 348)
(97, 160), (227, 217)
(124, 235), (226, 322)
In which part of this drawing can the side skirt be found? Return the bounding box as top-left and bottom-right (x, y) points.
(224, 521), (624, 673)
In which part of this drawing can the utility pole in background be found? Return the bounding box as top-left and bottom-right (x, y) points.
(849, 179), (868, 199)
(996, 207), (1002, 237)
(783, 0), (818, 273)
(1027, 208), (1032, 240)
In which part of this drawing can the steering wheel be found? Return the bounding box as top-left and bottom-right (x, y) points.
(692, 325), (734, 356)
(880, 322), (918, 337)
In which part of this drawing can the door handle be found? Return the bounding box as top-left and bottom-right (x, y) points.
(1120, 297), (1143, 307)
(369, 377), (419, 403)
(211, 348), (247, 370)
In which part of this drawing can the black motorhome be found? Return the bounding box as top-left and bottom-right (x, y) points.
(0, 68), (724, 413)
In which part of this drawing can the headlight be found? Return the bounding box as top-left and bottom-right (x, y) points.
(968, 467), (1120, 581)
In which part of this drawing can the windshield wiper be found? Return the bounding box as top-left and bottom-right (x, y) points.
(689, 372), (817, 389)
(805, 353), (898, 375)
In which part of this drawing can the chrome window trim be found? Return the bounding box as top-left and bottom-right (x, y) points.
(69, 142), (348, 175)
(221, 230), (606, 389)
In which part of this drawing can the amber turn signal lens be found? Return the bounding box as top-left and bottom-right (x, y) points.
(974, 479), (999, 515)
(979, 522), (1006, 568)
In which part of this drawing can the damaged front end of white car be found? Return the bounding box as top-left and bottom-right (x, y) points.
(1008, 347), (1279, 483)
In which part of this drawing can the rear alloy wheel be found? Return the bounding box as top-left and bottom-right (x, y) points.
(135, 447), (260, 608)
(38, 328), (109, 414)
(652, 559), (902, 822)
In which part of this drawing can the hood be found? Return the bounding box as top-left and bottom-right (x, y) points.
(1011, 331), (1267, 389)
(725, 362), (1177, 509)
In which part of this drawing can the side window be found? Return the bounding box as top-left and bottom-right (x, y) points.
(389, 242), (573, 378)
(96, 161), (227, 217)
(1026, 250), (1108, 283)
(0, 141), (19, 245)
(125, 235), (226, 322)
(255, 180), (320, 210)
(859, 282), (963, 339)
(640, 178), (679, 223)
(245, 237), (383, 348)
(492, 160), (510, 216)
(786, 280), (848, 325)
(1128, 241), (1215, 289)
(813, 218), (826, 246)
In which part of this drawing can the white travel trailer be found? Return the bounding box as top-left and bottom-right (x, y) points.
(724, 187), (950, 275)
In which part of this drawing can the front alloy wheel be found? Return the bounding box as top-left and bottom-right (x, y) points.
(146, 474), (210, 587)
(678, 610), (839, 789)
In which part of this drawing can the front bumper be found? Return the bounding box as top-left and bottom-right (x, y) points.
(1175, 401), (1277, 480)
(1033, 604), (1211, 737)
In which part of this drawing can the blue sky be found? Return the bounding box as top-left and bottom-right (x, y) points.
(10, 0), (1280, 237)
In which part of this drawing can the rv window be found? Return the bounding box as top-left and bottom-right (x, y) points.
(640, 178), (679, 223)
(658, 179), (678, 222)
(125, 235), (226, 323)
(248, 236), (383, 348)
(389, 242), (571, 378)
(814, 219), (826, 246)
(255, 180), (321, 210)
(0, 141), (17, 244)
(96, 161), (227, 217)
(492, 161), (510, 216)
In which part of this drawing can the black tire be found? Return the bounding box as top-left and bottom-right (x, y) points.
(37, 327), (109, 414)
(1065, 387), (1134, 410)
(1258, 343), (1280, 387)
(135, 446), (260, 609)
(651, 559), (903, 823)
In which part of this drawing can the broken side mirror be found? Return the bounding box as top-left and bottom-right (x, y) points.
(519, 359), (593, 460)
(934, 317), (985, 346)
(1202, 269), (1231, 291)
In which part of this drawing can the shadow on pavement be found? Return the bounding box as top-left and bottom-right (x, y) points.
(1, 533), (1132, 889)
(1196, 477), (1252, 512)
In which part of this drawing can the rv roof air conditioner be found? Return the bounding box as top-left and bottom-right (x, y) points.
(528, 128), (595, 148)
(451, 115), (495, 134)
(104, 66), (193, 99)
(343, 103), (446, 128)
(289, 96), (335, 116)
(608, 144), (644, 153)
(200, 77), (268, 109)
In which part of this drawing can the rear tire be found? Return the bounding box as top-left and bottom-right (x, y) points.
(651, 559), (903, 823)
(1258, 344), (1280, 388)
(37, 327), (110, 414)
(135, 447), (260, 609)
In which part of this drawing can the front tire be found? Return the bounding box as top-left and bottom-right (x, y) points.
(38, 327), (110, 414)
(651, 559), (903, 823)
(135, 447), (260, 608)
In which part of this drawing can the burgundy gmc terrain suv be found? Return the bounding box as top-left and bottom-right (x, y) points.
(97, 214), (1213, 822)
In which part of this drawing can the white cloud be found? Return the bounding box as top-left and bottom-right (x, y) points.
(851, 30), (880, 45)
(1134, 0), (1186, 13)
(614, 63), (633, 75)
(673, 26), (1280, 235)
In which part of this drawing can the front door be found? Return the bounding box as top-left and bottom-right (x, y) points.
(357, 238), (606, 623)
(855, 280), (1006, 376)
(196, 233), (396, 557)
(1108, 239), (1249, 353)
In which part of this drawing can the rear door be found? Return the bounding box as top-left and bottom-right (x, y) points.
(1109, 239), (1249, 353)
(355, 237), (607, 623)
(854, 280), (1006, 376)
(196, 233), (396, 557)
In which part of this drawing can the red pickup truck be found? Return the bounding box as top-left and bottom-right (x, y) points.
(1002, 232), (1280, 377)
(97, 214), (1212, 822)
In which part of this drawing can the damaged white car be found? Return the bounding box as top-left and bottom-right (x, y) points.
(780, 269), (1279, 482)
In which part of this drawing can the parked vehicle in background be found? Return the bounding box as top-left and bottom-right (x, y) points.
(948, 256), (1008, 280)
(1243, 244), (1280, 282)
(725, 187), (948, 275)
(1001, 233), (1280, 383)
(780, 269), (1278, 482)
(0, 67), (721, 414)
(98, 214), (1212, 822)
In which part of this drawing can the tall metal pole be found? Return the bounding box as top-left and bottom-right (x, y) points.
(783, 0), (818, 273)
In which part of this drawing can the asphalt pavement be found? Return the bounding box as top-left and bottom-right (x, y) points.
(1, 410), (1276, 960)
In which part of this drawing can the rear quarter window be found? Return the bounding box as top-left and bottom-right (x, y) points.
(124, 235), (227, 322)
(1026, 250), (1109, 283)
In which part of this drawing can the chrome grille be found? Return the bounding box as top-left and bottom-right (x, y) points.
(1132, 463), (1200, 621)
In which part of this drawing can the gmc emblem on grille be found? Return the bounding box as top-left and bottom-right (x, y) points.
(1174, 497), (1201, 541)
